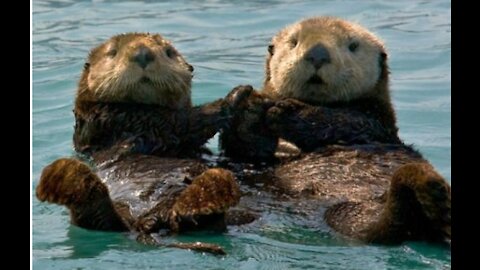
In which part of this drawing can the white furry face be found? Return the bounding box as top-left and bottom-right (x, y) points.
(265, 17), (387, 104)
(85, 33), (193, 108)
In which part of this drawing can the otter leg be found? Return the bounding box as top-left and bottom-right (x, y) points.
(365, 163), (451, 244)
(135, 168), (241, 234)
(169, 168), (241, 232)
(184, 85), (259, 151)
(135, 186), (184, 234)
(36, 158), (129, 232)
(186, 99), (229, 149)
(135, 168), (240, 255)
(220, 85), (278, 162)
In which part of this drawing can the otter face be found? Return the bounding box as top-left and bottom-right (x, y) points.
(82, 33), (193, 108)
(265, 17), (387, 104)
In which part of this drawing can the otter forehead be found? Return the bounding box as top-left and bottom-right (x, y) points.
(112, 32), (168, 44)
(88, 33), (172, 64)
(275, 17), (385, 50)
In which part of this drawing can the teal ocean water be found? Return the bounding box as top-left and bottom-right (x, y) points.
(32, 1), (451, 269)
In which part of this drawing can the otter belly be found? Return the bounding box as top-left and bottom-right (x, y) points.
(234, 144), (424, 206)
(268, 144), (424, 203)
(95, 155), (207, 219)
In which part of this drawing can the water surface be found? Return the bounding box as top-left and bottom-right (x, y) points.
(33, 1), (451, 269)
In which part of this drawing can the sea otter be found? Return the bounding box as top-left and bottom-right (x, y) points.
(36, 33), (249, 254)
(220, 17), (451, 245)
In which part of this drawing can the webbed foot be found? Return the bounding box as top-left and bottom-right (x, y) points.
(36, 158), (128, 231)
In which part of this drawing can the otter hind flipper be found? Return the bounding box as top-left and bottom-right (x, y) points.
(36, 158), (129, 232)
(169, 168), (241, 232)
(365, 163), (451, 244)
(324, 163), (451, 245)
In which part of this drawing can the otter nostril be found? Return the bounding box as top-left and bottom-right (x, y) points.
(304, 44), (331, 70)
(132, 46), (155, 69)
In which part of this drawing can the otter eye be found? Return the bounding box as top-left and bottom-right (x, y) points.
(84, 63), (90, 70)
(106, 49), (117, 57)
(348, 42), (359, 52)
(268, 44), (274, 55)
(165, 47), (176, 58)
(290, 38), (298, 48)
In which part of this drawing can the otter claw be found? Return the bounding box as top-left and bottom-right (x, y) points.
(135, 214), (161, 234)
(136, 233), (159, 245)
(266, 98), (308, 126)
(275, 98), (306, 111)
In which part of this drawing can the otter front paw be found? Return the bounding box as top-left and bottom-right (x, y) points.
(225, 85), (255, 108)
(267, 98), (307, 120)
(266, 98), (311, 133)
(275, 98), (308, 112)
(220, 86), (278, 162)
(225, 85), (274, 112)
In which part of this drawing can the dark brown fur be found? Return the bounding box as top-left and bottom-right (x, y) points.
(220, 17), (451, 245)
(36, 33), (248, 254)
(73, 99), (228, 157)
(73, 33), (228, 157)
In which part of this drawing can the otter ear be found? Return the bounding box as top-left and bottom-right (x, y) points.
(379, 52), (388, 70)
(186, 63), (195, 78)
(378, 52), (389, 81)
(268, 44), (274, 56)
(380, 52), (387, 61)
(84, 62), (90, 70)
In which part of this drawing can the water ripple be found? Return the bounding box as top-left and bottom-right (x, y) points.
(32, 1), (451, 269)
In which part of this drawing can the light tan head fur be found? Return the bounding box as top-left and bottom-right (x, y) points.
(263, 16), (389, 104)
(77, 33), (193, 109)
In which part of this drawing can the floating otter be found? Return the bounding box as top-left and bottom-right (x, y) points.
(220, 17), (451, 245)
(36, 33), (249, 254)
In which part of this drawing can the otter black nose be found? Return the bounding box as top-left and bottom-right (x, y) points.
(132, 46), (155, 69)
(305, 44), (331, 69)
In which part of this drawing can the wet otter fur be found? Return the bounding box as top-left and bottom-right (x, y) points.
(220, 17), (451, 245)
(36, 33), (246, 254)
